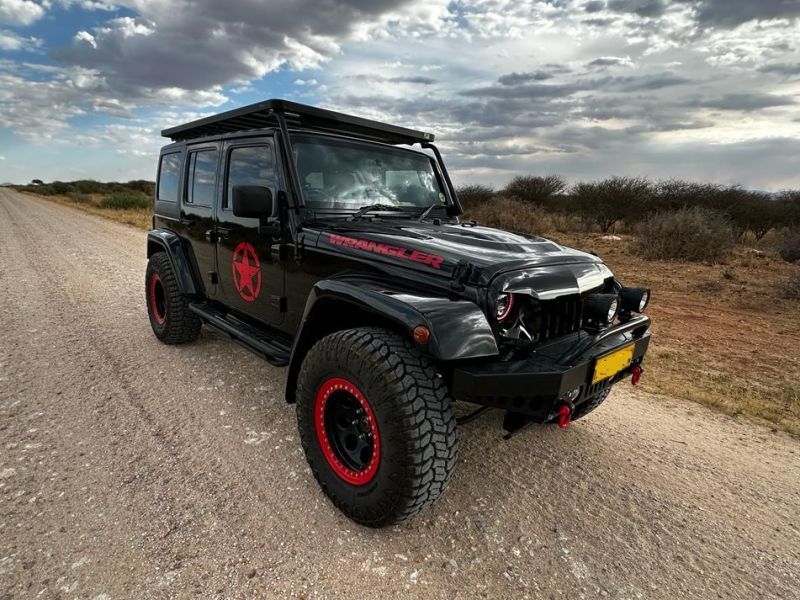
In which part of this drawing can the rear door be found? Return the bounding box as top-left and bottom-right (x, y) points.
(215, 137), (285, 327)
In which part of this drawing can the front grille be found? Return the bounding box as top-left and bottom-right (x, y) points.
(526, 294), (583, 344)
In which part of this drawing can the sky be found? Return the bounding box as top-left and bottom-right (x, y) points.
(1, 0), (799, 190)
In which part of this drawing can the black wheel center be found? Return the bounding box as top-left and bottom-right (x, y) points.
(324, 390), (375, 472)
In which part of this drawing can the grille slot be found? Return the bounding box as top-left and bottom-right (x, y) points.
(528, 294), (583, 343)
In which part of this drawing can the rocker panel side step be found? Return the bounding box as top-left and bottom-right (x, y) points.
(189, 303), (291, 366)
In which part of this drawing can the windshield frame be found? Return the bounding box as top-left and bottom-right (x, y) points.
(289, 130), (455, 217)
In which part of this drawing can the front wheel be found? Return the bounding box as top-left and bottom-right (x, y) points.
(296, 328), (458, 527)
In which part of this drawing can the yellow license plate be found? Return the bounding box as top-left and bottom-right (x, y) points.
(592, 343), (635, 384)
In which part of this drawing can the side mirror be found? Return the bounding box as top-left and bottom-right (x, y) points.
(232, 185), (273, 219)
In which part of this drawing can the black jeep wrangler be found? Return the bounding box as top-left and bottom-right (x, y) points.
(146, 99), (651, 526)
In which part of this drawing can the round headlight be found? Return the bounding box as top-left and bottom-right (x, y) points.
(607, 297), (619, 322)
(496, 293), (514, 322)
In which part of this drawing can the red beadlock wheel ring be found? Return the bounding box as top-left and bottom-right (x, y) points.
(149, 273), (166, 325)
(314, 377), (381, 486)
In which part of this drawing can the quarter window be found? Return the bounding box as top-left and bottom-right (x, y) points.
(226, 145), (275, 209)
(186, 149), (218, 206)
(157, 152), (181, 203)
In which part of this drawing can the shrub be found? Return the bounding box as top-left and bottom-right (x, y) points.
(465, 195), (552, 236)
(99, 192), (151, 210)
(456, 184), (494, 208)
(778, 229), (800, 262)
(502, 175), (566, 205)
(67, 191), (92, 205)
(634, 207), (736, 262)
(782, 270), (800, 300)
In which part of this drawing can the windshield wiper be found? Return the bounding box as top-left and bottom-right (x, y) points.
(417, 202), (444, 222)
(349, 204), (406, 220)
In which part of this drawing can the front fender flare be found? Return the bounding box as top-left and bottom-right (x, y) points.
(285, 279), (499, 402)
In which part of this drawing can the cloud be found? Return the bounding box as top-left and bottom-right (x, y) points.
(587, 56), (634, 68)
(498, 71), (554, 85)
(688, 0), (800, 28)
(758, 63), (800, 78)
(606, 0), (667, 18)
(53, 1), (449, 92)
(0, 29), (42, 51)
(0, 0), (44, 26)
(683, 93), (796, 111)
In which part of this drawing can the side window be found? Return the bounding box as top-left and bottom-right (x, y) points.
(157, 152), (181, 202)
(186, 149), (218, 207)
(225, 145), (275, 210)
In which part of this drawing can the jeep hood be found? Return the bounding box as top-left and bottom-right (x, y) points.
(307, 218), (608, 286)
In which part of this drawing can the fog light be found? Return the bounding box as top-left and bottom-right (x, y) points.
(620, 287), (650, 313)
(584, 293), (620, 326)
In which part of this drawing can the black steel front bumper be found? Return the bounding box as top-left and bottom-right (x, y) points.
(451, 316), (651, 421)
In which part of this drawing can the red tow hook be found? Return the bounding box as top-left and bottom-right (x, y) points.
(631, 365), (643, 386)
(557, 404), (572, 429)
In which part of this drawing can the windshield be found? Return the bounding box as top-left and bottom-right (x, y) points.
(292, 134), (447, 212)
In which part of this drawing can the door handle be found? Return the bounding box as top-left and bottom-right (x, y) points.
(204, 230), (217, 243)
(216, 227), (232, 241)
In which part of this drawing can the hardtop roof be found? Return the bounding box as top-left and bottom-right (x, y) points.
(161, 99), (435, 145)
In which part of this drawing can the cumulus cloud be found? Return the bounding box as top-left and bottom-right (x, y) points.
(0, 28), (41, 51)
(0, 0), (44, 26)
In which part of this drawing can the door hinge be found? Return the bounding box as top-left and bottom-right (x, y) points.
(271, 295), (287, 313)
(208, 271), (219, 285)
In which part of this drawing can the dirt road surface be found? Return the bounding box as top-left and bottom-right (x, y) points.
(1, 189), (798, 599)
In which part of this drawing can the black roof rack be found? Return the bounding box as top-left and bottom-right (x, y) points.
(161, 99), (435, 145)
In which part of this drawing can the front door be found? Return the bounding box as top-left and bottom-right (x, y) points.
(215, 138), (285, 327)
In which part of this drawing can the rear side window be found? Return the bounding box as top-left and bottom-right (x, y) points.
(157, 152), (181, 202)
(186, 149), (218, 206)
(225, 145), (275, 209)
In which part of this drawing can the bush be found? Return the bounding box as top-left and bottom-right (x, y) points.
(67, 191), (92, 205)
(464, 195), (553, 235)
(99, 192), (151, 210)
(778, 229), (800, 262)
(782, 270), (800, 300)
(634, 207), (736, 262)
(456, 184), (494, 208)
(502, 175), (566, 205)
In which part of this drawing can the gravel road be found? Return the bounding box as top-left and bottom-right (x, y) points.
(1, 189), (798, 599)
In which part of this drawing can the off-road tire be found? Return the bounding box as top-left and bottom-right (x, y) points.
(296, 328), (458, 527)
(571, 388), (612, 421)
(145, 251), (201, 344)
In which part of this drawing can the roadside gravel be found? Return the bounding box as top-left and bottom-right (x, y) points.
(1, 189), (798, 599)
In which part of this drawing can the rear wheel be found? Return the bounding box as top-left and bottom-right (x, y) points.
(296, 328), (458, 527)
(145, 251), (201, 344)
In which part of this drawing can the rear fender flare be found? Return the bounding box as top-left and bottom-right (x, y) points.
(146, 229), (201, 296)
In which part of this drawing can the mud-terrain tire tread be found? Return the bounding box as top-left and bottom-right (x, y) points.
(296, 327), (458, 527)
(145, 251), (201, 344)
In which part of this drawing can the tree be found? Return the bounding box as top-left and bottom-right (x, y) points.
(30, 179), (43, 185)
(570, 176), (652, 232)
(502, 175), (566, 205)
(455, 184), (494, 208)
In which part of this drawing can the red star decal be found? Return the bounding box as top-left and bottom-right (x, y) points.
(231, 242), (262, 302)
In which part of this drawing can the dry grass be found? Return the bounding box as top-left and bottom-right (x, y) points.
(24, 190), (151, 229)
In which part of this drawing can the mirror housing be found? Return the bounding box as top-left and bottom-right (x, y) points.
(232, 185), (273, 219)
